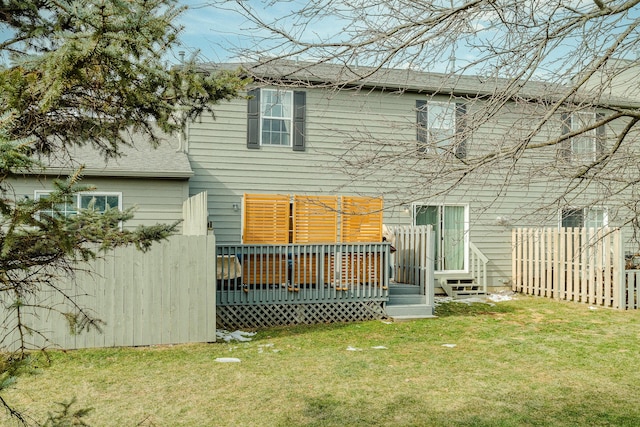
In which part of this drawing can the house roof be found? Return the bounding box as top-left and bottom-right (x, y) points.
(203, 60), (640, 108)
(32, 130), (193, 179)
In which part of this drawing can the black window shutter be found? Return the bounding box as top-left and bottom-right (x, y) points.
(416, 100), (428, 153)
(596, 112), (606, 157)
(560, 112), (571, 160)
(247, 88), (260, 149)
(455, 103), (467, 159)
(292, 91), (306, 151)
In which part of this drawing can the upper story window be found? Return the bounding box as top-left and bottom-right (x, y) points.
(560, 111), (605, 163)
(261, 89), (293, 146)
(35, 191), (122, 219)
(416, 100), (467, 158)
(247, 88), (306, 151)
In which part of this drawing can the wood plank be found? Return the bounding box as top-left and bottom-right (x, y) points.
(293, 195), (338, 243)
(595, 228), (604, 306)
(515, 229), (522, 293)
(587, 228), (596, 304)
(177, 237), (192, 342)
(207, 236), (217, 342)
(542, 229), (553, 298)
(612, 228), (624, 309)
(635, 271), (640, 310)
(532, 229), (542, 295)
(123, 246), (137, 346)
(243, 254), (288, 286)
(564, 228), (571, 300)
(604, 228), (612, 307)
(292, 252), (319, 286)
(571, 228), (579, 301)
(341, 196), (383, 243)
(511, 228), (518, 292)
(141, 247), (154, 344)
(545, 228), (552, 298)
(182, 191), (208, 236)
(162, 239), (176, 342)
(579, 228), (589, 303)
(525, 228), (532, 295)
(243, 193), (290, 244)
(552, 228), (559, 300)
(186, 238), (201, 340)
(132, 246), (145, 346)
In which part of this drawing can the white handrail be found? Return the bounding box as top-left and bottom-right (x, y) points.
(469, 242), (488, 294)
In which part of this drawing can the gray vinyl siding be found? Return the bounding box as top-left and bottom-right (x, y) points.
(10, 176), (188, 230)
(188, 86), (636, 288)
(188, 88), (412, 241)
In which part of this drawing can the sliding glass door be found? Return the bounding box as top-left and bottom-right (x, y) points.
(415, 204), (467, 272)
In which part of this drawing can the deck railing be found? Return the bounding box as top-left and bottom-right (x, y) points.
(388, 225), (434, 290)
(469, 242), (489, 293)
(216, 243), (391, 305)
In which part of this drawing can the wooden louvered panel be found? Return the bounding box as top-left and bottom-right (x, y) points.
(243, 193), (290, 244)
(341, 196), (383, 243)
(242, 254), (288, 286)
(292, 253), (319, 286)
(343, 252), (382, 285)
(293, 195), (338, 243)
(292, 253), (345, 286)
(323, 252), (383, 287)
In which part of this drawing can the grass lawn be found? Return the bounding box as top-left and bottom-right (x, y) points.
(3, 294), (640, 426)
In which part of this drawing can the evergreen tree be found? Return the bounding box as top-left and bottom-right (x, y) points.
(0, 0), (247, 422)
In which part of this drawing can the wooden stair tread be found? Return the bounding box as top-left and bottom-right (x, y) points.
(441, 278), (487, 299)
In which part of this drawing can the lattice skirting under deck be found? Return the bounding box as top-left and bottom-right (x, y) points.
(216, 301), (388, 330)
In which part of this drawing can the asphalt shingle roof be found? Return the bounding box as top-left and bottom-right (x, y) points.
(33, 130), (192, 179)
(203, 60), (639, 108)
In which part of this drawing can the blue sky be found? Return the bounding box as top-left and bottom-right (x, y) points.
(174, 1), (238, 62)
(174, 1), (295, 63)
(0, 1), (297, 66)
(173, 0), (346, 64)
(172, 1), (640, 81)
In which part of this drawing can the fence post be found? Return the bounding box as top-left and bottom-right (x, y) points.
(552, 228), (559, 300)
(511, 229), (517, 292)
(182, 191), (209, 236)
(613, 227), (626, 309)
(422, 225), (434, 309)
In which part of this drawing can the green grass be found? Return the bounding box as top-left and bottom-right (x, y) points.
(3, 295), (640, 426)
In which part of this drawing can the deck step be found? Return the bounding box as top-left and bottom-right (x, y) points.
(388, 283), (422, 295)
(385, 284), (433, 320)
(388, 294), (427, 305)
(441, 278), (487, 299)
(384, 304), (435, 320)
(387, 284), (425, 305)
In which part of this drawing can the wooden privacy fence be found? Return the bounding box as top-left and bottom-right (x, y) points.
(182, 191), (209, 236)
(512, 227), (627, 308)
(0, 235), (217, 351)
(624, 270), (640, 309)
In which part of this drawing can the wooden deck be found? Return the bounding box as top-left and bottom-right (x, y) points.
(216, 243), (390, 305)
(215, 243), (391, 328)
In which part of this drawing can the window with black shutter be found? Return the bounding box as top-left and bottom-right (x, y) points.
(416, 99), (467, 159)
(247, 88), (306, 151)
